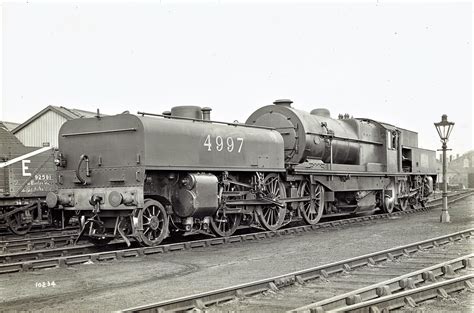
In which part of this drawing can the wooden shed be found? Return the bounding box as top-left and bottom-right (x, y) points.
(12, 106), (98, 148)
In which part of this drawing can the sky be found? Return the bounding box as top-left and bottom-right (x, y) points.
(1, 0), (472, 157)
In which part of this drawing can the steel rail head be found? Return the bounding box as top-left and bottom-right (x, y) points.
(289, 254), (474, 313)
(333, 274), (474, 312)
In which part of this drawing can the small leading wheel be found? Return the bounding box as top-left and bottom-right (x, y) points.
(397, 197), (409, 211)
(299, 180), (324, 225)
(210, 175), (243, 237)
(409, 195), (419, 210)
(382, 191), (395, 214)
(136, 199), (169, 246)
(6, 209), (33, 235)
(397, 181), (409, 211)
(210, 210), (242, 237)
(257, 173), (286, 231)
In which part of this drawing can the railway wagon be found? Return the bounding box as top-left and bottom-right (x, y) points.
(46, 100), (437, 246)
(0, 125), (59, 234)
(46, 107), (285, 246)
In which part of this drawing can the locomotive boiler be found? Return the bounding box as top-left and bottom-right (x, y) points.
(247, 99), (381, 166)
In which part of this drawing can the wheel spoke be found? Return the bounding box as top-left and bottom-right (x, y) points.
(272, 182), (277, 195)
(264, 208), (271, 220)
(144, 208), (151, 218)
(304, 203), (310, 213)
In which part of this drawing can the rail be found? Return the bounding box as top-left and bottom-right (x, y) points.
(334, 275), (473, 312)
(289, 254), (473, 312)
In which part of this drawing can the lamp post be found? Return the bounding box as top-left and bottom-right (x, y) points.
(434, 114), (455, 223)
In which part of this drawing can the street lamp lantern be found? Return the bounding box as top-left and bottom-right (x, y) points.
(434, 114), (454, 223)
(434, 114), (455, 143)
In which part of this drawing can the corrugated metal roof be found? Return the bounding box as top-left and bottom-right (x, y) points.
(54, 106), (98, 119)
(12, 105), (99, 134)
(0, 121), (20, 131)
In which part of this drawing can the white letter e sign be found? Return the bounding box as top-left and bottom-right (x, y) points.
(22, 160), (31, 176)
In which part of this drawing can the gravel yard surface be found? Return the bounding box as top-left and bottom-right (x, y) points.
(1, 196), (473, 312)
(399, 289), (474, 313)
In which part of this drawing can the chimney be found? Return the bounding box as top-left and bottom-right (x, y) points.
(201, 107), (212, 121)
(273, 99), (293, 107)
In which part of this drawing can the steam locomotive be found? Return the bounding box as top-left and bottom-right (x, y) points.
(46, 100), (436, 246)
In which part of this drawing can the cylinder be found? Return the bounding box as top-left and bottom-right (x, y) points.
(171, 173), (218, 218)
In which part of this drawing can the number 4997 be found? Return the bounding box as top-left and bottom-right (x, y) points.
(204, 135), (244, 153)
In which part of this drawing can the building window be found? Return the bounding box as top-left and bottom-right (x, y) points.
(464, 158), (469, 168)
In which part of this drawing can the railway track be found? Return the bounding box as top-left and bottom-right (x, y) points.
(0, 191), (468, 256)
(0, 226), (78, 242)
(0, 190), (471, 275)
(0, 191), (462, 254)
(0, 191), (465, 255)
(0, 230), (79, 254)
(120, 229), (473, 312)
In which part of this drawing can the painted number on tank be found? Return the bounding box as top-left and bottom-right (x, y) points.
(204, 135), (244, 153)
